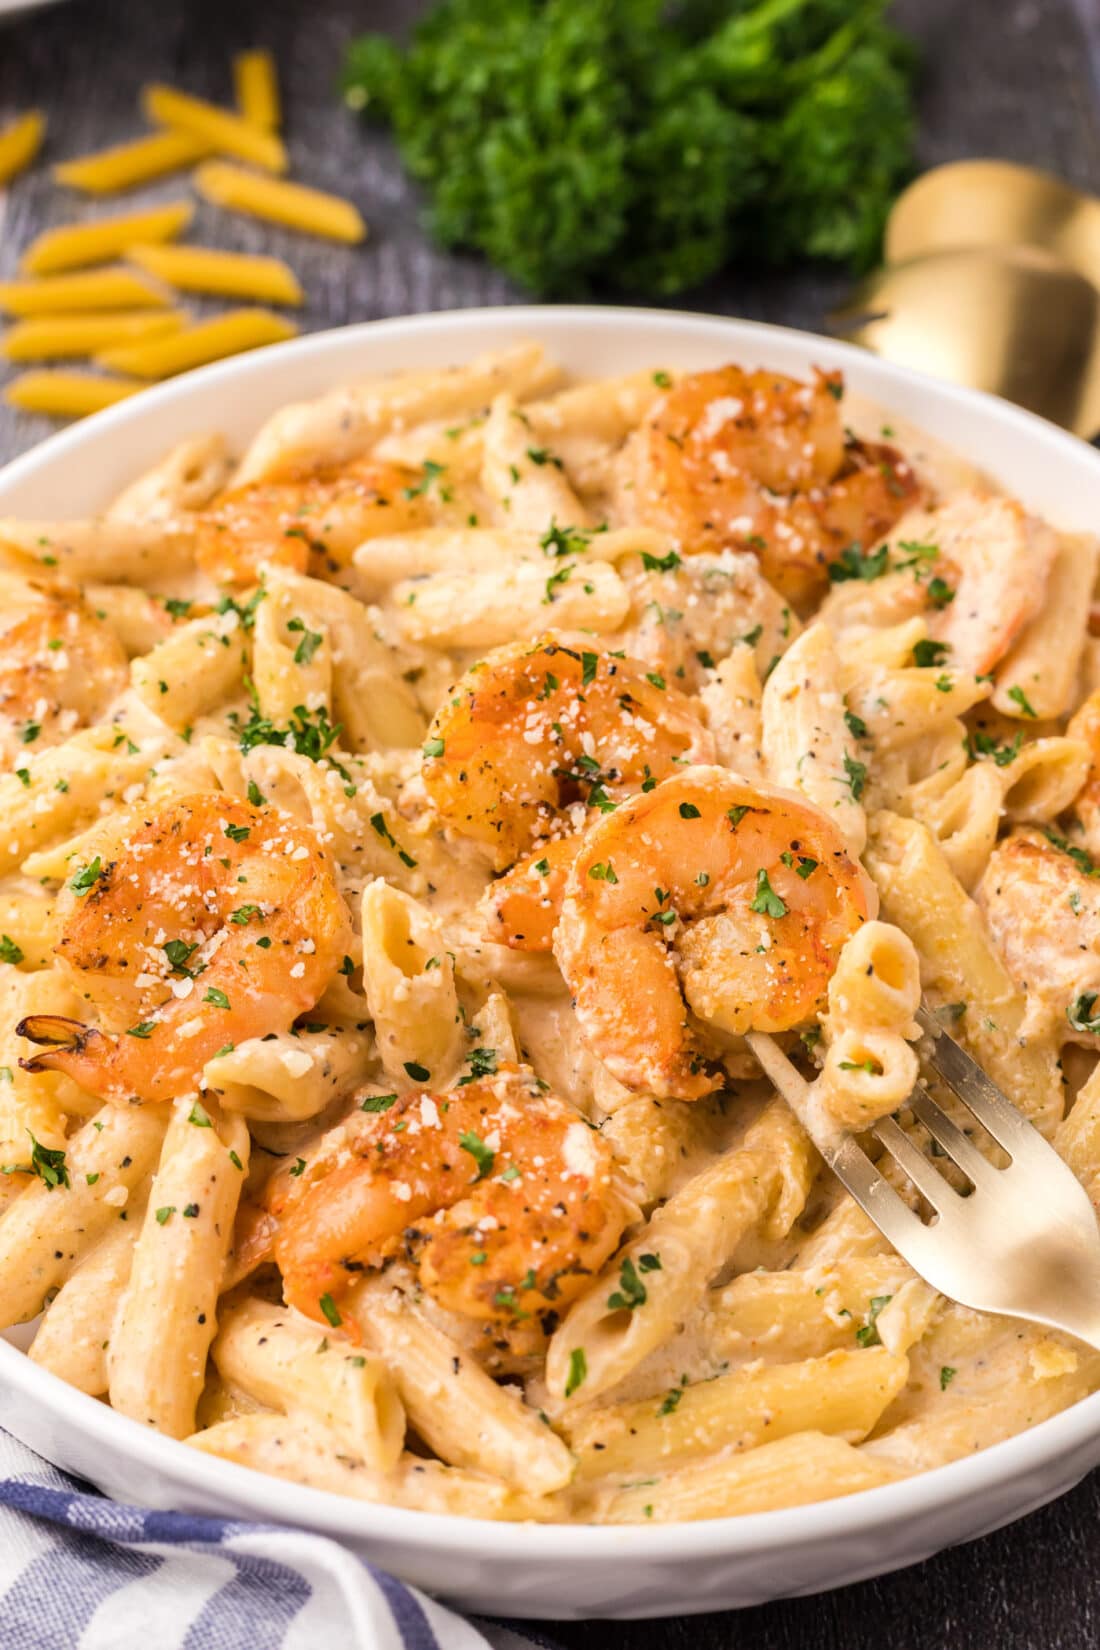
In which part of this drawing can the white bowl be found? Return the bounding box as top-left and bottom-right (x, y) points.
(1, 306), (1099, 1620)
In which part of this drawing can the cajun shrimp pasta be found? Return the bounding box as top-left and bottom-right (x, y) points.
(1, 340), (1098, 1524)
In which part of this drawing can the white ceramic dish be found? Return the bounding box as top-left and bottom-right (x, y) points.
(1, 306), (1099, 1620)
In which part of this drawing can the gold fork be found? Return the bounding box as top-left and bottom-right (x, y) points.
(749, 1008), (1100, 1352)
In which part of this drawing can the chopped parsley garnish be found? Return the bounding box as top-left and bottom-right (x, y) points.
(126, 1021), (156, 1040)
(678, 802), (701, 819)
(423, 736), (445, 758)
(581, 650), (599, 686)
(361, 1093), (397, 1112)
(1007, 684), (1037, 718)
(967, 730), (1022, 768)
(543, 562), (575, 603)
(588, 860), (618, 883)
(402, 459), (446, 499)
(750, 869), (786, 918)
(1068, 994), (1100, 1034)
(155, 1206), (175, 1225)
(69, 856), (104, 895)
(216, 588), (266, 631)
(459, 1129), (495, 1179)
(827, 542), (889, 583)
(640, 548), (681, 573)
(163, 938), (199, 974)
(940, 1365), (956, 1390)
(286, 618), (324, 665)
(0, 935), (23, 965)
(926, 576), (955, 609)
(658, 1388), (683, 1416)
(539, 520), (589, 559)
(460, 1046), (498, 1084)
(246, 779), (266, 806)
(319, 1293), (342, 1327)
(844, 708), (868, 740)
(1044, 829), (1100, 878)
(912, 639), (948, 669)
(203, 988), (230, 1010)
(369, 812), (417, 869)
(607, 1255), (648, 1311)
(564, 1346), (587, 1398)
(855, 1293), (892, 1347)
(28, 1132), (69, 1190)
(843, 751), (867, 801)
(188, 1102), (213, 1128)
(404, 1061), (431, 1083)
(289, 1157), (307, 1176)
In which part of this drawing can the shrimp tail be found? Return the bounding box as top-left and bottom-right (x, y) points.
(16, 1014), (124, 1099)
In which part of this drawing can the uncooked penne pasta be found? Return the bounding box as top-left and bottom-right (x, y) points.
(97, 308), (298, 380)
(127, 242), (303, 306)
(4, 372), (142, 418)
(54, 130), (210, 195)
(234, 50), (281, 131)
(142, 83), (287, 174)
(0, 267), (169, 316)
(195, 160), (366, 244)
(0, 112), (46, 187)
(1, 311), (186, 362)
(19, 202), (193, 277)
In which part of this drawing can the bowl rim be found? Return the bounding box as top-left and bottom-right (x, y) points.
(2, 301), (1100, 1565)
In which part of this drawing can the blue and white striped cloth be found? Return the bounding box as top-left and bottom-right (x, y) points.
(0, 1430), (545, 1650)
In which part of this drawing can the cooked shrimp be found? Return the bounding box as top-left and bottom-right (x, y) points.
(0, 585), (127, 764)
(978, 829), (1100, 1042)
(272, 1066), (630, 1337)
(18, 793), (352, 1103)
(480, 834), (579, 952)
(422, 636), (714, 871)
(624, 366), (921, 608)
(194, 458), (432, 587)
(554, 766), (872, 1098)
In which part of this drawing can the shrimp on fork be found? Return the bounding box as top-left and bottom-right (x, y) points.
(554, 766), (873, 1099)
(18, 793), (352, 1103)
(624, 365), (921, 608)
(272, 1065), (633, 1351)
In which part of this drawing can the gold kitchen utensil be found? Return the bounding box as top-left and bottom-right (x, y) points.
(750, 1008), (1100, 1354)
(885, 158), (1100, 287)
(829, 242), (1100, 439)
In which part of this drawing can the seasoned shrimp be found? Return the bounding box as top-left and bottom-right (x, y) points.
(18, 793), (352, 1103)
(978, 829), (1100, 1042)
(272, 1066), (631, 1339)
(480, 833), (579, 952)
(422, 636), (714, 871)
(0, 584), (127, 764)
(624, 366), (921, 608)
(555, 767), (872, 1099)
(194, 458), (432, 587)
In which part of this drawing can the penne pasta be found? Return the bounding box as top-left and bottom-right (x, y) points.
(54, 130), (210, 195)
(234, 50), (281, 131)
(19, 201), (193, 277)
(126, 241), (302, 306)
(0, 266), (170, 316)
(96, 307), (297, 379)
(142, 83), (287, 174)
(1, 310), (186, 362)
(0, 112), (46, 187)
(4, 371), (142, 418)
(194, 160), (366, 244)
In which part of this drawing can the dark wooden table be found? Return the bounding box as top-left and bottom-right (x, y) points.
(2, 0), (1100, 1641)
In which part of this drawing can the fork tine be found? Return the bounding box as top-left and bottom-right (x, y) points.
(915, 1006), (1039, 1155)
(828, 1135), (929, 1253)
(873, 1115), (956, 1209)
(907, 1086), (1004, 1188)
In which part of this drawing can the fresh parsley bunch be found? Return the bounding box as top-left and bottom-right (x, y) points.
(343, 0), (916, 298)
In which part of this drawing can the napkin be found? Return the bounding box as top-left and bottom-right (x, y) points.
(0, 1430), (547, 1650)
